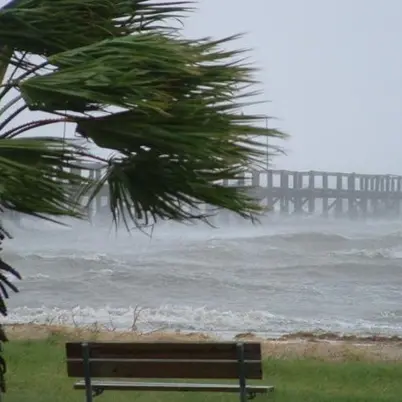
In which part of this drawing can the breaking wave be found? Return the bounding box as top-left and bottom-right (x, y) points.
(4, 217), (402, 338)
(5, 304), (402, 339)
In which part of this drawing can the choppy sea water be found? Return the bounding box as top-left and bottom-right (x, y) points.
(2, 214), (402, 339)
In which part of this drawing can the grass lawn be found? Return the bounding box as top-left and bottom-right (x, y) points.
(4, 336), (402, 402)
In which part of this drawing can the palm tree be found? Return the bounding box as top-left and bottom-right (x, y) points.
(0, 0), (285, 391)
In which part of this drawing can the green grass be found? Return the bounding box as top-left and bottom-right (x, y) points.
(4, 336), (402, 402)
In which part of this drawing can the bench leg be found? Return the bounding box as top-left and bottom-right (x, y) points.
(82, 342), (93, 402)
(236, 343), (247, 402)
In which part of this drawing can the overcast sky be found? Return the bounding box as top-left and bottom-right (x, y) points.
(2, 0), (402, 175)
(185, 0), (402, 174)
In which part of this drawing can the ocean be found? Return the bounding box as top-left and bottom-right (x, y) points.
(2, 214), (402, 339)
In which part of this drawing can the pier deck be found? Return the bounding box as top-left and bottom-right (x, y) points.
(72, 168), (402, 219)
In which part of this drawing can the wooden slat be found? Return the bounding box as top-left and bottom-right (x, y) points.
(74, 380), (274, 393)
(66, 342), (261, 361)
(67, 359), (262, 379)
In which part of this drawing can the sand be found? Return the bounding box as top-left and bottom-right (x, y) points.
(3, 323), (402, 362)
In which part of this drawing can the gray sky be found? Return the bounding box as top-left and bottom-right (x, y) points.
(185, 0), (402, 174)
(2, 0), (402, 175)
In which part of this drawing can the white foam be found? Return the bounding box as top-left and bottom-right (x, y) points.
(24, 273), (50, 280)
(5, 304), (402, 339)
(4, 216), (402, 340)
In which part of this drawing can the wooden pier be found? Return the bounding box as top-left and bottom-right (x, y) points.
(73, 168), (402, 219)
(236, 170), (402, 218)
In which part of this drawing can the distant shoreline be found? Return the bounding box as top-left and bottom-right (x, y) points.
(3, 323), (402, 361)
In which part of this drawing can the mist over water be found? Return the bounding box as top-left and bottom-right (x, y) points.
(2, 213), (402, 339)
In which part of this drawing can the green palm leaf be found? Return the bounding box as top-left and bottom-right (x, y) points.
(0, 0), (288, 260)
(0, 137), (92, 224)
(0, 0), (190, 57)
(0, 3), (287, 391)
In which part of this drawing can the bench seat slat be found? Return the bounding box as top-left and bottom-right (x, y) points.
(73, 380), (274, 394)
(68, 358), (260, 364)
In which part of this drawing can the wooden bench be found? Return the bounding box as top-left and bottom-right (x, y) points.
(66, 341), (274, 402)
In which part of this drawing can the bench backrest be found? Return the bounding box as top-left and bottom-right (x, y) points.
(66, 341), (263, 380)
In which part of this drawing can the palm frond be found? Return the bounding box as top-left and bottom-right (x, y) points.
(0, 0), (191, 59)
(0, 226), (19, 393)
(0, 137), (93, 221)
(15, 31), (285, 226)
(19, 33), (200, 113)
(102, 152), (262, 227)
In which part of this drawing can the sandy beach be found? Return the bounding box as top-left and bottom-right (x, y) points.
(4, 323), (402, 362)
